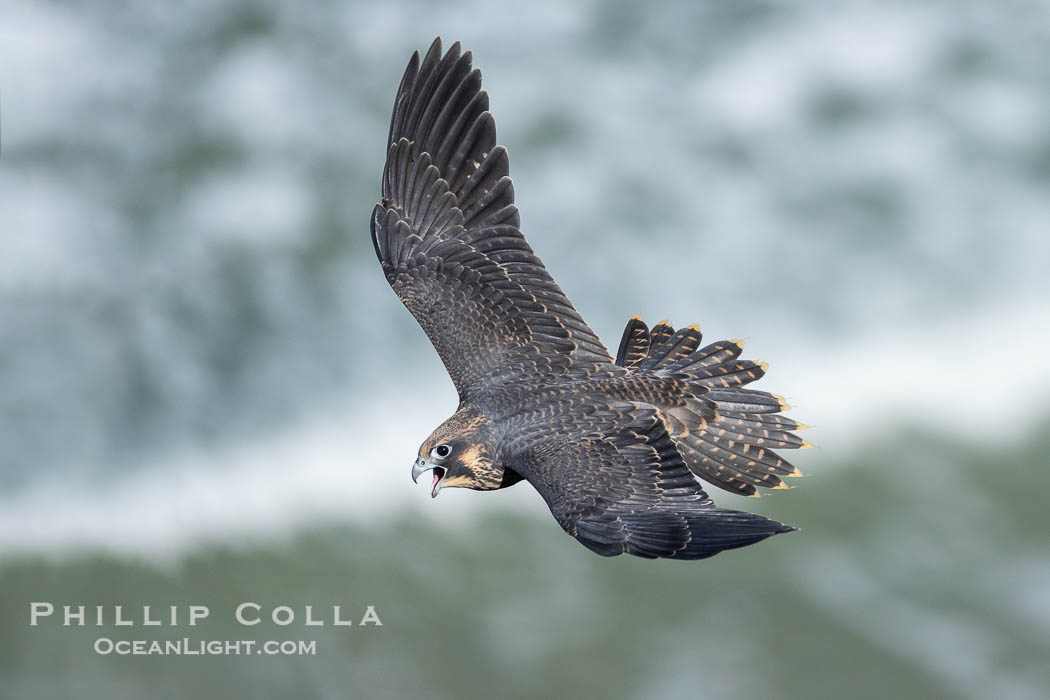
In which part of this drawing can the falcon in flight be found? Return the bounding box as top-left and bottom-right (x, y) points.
(371, 38), (810, 560)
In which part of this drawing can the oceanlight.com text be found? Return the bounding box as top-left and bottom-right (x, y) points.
(94, 638), (318, 656)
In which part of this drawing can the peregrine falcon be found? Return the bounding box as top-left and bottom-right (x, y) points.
(371, 38), (810, 560)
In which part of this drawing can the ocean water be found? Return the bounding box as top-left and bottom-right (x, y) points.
(1, 0), (1049, 697)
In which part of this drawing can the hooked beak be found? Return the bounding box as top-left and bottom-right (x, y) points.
(411, 458), (447, 498)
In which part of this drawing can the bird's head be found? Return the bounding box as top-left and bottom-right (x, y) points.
(411, 405), (504, 497)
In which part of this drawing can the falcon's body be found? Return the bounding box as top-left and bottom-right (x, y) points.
(372, 39), (809, 560)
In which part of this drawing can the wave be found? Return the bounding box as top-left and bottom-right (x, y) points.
(3, 295), (1046, 560)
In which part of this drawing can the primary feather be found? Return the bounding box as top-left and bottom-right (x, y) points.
(372, 38), (807, 560)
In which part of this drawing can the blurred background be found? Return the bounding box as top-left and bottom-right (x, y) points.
(2, 0), (1049, 697)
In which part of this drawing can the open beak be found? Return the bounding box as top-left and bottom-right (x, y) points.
(411, 458), (447, 498)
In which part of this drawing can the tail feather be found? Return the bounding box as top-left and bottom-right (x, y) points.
(615, 316), (651, 367)
(688, 360), (768, 389)
(647, 320), (675, 352)
(710, 415), (810, 451)
(695, 431), (796, 478)
(720, 411), (808, 432)
(668, 339), (744, 373)
(675, 434), (764, 496)
(685, 432), (790, 487)
(705, 388), (787, 414)
(639, 325), (703, 370)
(615, 314), (809, 497)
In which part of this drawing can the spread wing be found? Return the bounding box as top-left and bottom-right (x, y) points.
(511, 403), (794, 560)
(371, 38), (612, 397)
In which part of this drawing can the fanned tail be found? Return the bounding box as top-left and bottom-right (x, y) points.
(614, 315), (810, 497)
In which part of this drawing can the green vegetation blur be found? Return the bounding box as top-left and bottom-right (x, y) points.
(4, 424), (1048, 698)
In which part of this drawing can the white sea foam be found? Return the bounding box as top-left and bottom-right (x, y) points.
(2, 294), (1046, 561)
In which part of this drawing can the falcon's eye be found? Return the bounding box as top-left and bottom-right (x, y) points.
(432, 444), (452, 460)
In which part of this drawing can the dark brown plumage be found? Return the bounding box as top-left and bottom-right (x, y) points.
(372, 38), (809, 560)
